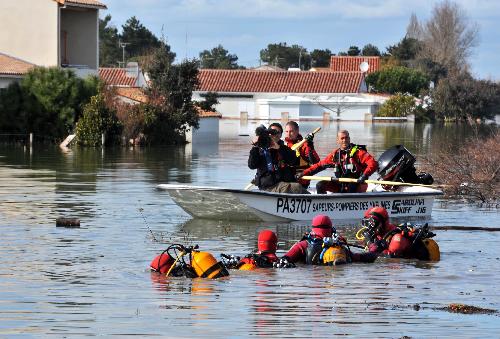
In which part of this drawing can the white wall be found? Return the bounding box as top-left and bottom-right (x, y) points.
(186, 117), (220, 145)
(194, 92), (382, 121)
(0, 76), (20, 89)
(0, 0), (59, 66)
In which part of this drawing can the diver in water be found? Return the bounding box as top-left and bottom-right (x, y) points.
(274, 214), (377, 268)
(222, 230), (279, 270)
(359, 206), (440, 261)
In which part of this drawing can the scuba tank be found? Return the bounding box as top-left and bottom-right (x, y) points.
(239, 262), (257, 270)
(321, 245), (347, 266)
(320, 235), (348, 265)
(191, 250), (229, 278)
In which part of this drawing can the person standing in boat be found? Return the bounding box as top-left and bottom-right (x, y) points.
(359, 207), (440, 261)
(284, 121), (320, 188)
(274, 215), (377, 267)
(248, 125), (309, 194)
(297, 130), (377, 193)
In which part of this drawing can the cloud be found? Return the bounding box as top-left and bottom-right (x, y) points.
(106, 0), (423, 20)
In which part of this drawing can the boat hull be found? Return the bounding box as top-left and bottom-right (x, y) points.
(157, 184), (443, 222)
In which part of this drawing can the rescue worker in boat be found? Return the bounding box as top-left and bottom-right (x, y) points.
(222, 230), (279, 270)
(274, 215), (377, 268)
(150, 245), (229, 278)
(359, 206), (440, 261)
(284, 121), (320, 188)
(269, 122), (285, 146)
(297, 130), (378, 194)
(248, 124), (310, 194)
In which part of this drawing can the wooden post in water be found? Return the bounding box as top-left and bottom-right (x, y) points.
(56, 217), (80, 228)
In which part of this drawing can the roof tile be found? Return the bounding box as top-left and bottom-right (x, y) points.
(330, 56), (380, 73)
(99, 68), (137, 87)
(56, 0), (107, 9)
(0, 52), (35, 76)
(198, 70), (363, 93)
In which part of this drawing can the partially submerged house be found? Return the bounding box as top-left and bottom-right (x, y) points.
(0, 0), (107, 84)
(194, 56), (386, 121)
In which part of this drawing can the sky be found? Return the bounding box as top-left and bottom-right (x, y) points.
(101, 0), (500, 80)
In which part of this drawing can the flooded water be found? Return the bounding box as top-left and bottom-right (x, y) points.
(0, 121), (498, 337)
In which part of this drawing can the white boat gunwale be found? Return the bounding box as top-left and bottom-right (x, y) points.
(156, 184), (443, 198)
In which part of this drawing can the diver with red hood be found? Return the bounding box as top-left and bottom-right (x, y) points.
(360, 206), (440, 261)
(275, 215), (377, 267)
(222, 230), (279, 269)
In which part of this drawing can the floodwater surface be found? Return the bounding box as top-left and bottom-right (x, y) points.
(0, 121), (499, 337)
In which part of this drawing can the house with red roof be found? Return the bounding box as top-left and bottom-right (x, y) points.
(194, 68), (386, 121)
(0, 52), (35, 88)
(0, 0), (106, 86)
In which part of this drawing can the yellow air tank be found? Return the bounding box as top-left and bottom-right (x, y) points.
(239, 262), (257, 270)
(191, 251), (229, 278)
(422, 239), (440, 261)
(322, 246), (347, 266)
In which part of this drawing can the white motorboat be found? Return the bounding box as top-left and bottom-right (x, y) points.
(157, 184), (443, 222)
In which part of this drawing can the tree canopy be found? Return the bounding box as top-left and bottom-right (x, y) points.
(260, 43), (311, 70)
(199, 45), (241, 69)
(366, 66), (429, 96)
(99, 15), (121, 67)
(310, 49), (332, 67)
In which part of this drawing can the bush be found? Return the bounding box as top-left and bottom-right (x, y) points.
(377, 93), (418, 117)
(20, 67), (99, 140)
(75, 93), (121, 146)
(423, 132), (499, 203)
(366, 66), (429, 96)
(432, 73), (500, 121)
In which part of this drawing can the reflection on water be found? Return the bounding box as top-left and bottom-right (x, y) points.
(0, 121), (498, 337)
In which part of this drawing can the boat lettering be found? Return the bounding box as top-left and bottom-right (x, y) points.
(390, 199), (425, 215)
(276, 198), (312, 214)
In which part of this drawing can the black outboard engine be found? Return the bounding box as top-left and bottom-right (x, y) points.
(377, 145), (433, 186)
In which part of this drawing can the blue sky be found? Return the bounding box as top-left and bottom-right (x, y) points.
(101, 0), (500, 80)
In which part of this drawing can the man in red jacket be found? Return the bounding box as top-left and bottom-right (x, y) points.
(284, 121), (320, 187)
(299, 130), (377, 193)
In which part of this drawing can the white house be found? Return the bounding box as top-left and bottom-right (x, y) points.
(0, 0), (106, 83)
(194, 69), (388, 121)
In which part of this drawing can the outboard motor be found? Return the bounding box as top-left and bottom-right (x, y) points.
(377, 145), (433, 186)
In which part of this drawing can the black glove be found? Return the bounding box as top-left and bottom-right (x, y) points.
(295, 172), (304, 180)
(357, 174), (367, 184)
(305, 133), (314, 142)
(221, 254), (241, 269)
(374, 239), (388, 252)
(273, 257), (295, 268)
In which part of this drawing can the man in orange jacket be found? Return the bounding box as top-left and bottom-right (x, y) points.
(299, 130), (377, 193)
(284, 121), (320, 187)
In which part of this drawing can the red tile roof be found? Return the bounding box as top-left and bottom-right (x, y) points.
(330, 56), (380, 73)
(0, 52), (35, 76)
(99, 68), (137, 87)
(115, 87), (147, 103)
(198, 70), (363, 93)
(54, 0), (107, 9)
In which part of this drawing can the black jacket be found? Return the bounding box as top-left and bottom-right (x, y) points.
(248, 145), (299, 189)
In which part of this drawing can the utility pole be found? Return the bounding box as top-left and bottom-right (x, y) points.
(118, 40), (130, 67)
